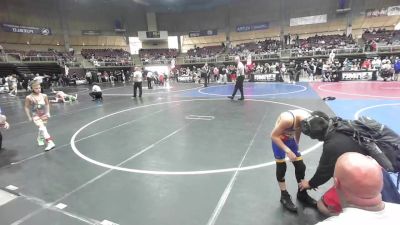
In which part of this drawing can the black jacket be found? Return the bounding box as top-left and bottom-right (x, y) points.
(308, 131), (368, 188)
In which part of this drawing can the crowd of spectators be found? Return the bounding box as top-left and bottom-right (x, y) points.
(288, 34), (360, 57)
(3, 49), (77, 65)
(2, 30), (400, 67)
(227, 39), (281, 57)
(139, 48), (178, 64)
(186, 45), (225, 58)
(81, 48), (131, 67)
(363, 28), (400, 51)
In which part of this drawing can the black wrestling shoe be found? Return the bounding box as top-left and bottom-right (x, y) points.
(238, 97), (244, 100)
(297, 191), (317, 207)
(227, 96), (233, 100)
(280, 192), (298, 213)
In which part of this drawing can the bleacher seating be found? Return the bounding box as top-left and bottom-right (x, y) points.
(139, 48), (178, 64)
(186, 45), (225, 58)
(81, 48), (131, 66)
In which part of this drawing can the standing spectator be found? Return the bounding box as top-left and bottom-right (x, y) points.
(228, 56), (245, 100)
(159, 73), (164, 86)
(147, 71), (153, 89)
(219, 66), (227, 84)
(201, 63), (209, 87)
(394, 57), (400, 81)
(131, 67), (143, 98)
(24, 81), (55, 151)
(8, 74), (18, 97)
(121, 70), (126, 84)
(315, 152), (400, 225)
(213, 66), (219, 82)
(109, 72), (115, 86)
(85, 71), (92, 85)
(0, 107), (10, 150)
(328, 50), (336, 64)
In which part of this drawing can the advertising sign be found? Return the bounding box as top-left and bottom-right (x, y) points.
(236, 22), (269, 32)
(189, 29), (218, 37)
(2, 23), (51, 35)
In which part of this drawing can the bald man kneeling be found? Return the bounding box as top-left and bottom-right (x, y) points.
(316, 152), (400, 225)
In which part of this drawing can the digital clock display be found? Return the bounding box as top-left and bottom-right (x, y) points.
(146, 31), (160, 38)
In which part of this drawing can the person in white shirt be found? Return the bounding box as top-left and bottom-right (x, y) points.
(219, 66), (228, 84)
(315, 152), (400, 225)
(89, 84), (102, 101)
(8, 74), (18, 97)
(328, 50), (335, 64)
(228, 56), (245, 100)
(0, 109), (10, 150)
(131, 67), (143, 98)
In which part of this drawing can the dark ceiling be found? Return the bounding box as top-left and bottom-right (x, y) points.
(131, 0), (233, 12)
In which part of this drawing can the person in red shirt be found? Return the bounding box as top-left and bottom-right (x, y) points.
(361, 59), (371, 70)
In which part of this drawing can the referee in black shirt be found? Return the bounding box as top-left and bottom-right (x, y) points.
(228, 56), (245, 100)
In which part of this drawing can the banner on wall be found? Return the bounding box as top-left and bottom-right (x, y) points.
(1, 23), (51, 35)
(366, 8), (388, 17)
(81, 30), (102, 36)
(236, 22), (269, 32)
(290, 15), (327, 26)
(188, 29), (218, 37)
(388, 5), (400, 16)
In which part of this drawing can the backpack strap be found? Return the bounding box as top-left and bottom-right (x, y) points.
(397, 172), (400, 190)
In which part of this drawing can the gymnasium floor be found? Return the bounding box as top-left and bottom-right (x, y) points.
(0, 80), (399, 225)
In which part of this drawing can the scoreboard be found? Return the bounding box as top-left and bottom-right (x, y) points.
(138, 31), (168, 40)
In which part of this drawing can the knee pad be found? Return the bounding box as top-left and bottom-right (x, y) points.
(293, 160), (306, 183)
(276, 162), (287, 182)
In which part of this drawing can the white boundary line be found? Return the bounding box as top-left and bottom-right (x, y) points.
(102, 85), (203, 96)
(198, 83), (308, 97)
(317, 82), (400, 99)
(354, 102), (400, 119)
(70, 99), (322, 175)
(185, 115), (215, 121)
(207, 108), (268, 225)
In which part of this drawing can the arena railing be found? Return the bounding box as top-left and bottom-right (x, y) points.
(377, 45), (400, 53)
(142, 59), (171, 65)
(22, 56), (58, 62)
(181, 52), (280, 64)
(93, 61), (134, 67)
(2, 53), (58, 63)
(287, 47), (363, 58)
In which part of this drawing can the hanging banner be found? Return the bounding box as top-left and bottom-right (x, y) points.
(290, 15), (327, 26)
(189, 29), (218, 37)
(388, 5), (400, 16)
(366, 8), (388, 17)
(1, 23), (51, 35)
(236, 22), (269, 32)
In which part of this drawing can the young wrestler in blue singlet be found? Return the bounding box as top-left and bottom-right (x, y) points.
(270, 109), (317, 212)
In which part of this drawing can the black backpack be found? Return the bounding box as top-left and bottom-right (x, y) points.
(332, 116), (400, 173)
